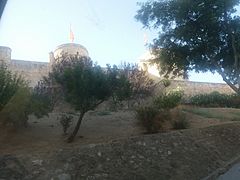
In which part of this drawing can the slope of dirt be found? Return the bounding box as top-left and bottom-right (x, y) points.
(0, 110), (143, 155)
(2, 123), (240, 180)
(1, 107), (239, 156)
(1, 108), (240, 179)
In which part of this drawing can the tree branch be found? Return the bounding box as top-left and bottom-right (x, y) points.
(217, 67), (239, 93)
(231, 34), (239, 68)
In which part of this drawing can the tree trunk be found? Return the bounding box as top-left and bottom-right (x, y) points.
(67, 111), (85, 143)
(217, 69), (239, 94)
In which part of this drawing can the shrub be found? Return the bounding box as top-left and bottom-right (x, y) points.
(227, 94), (240, 108)
(107, 63), (156, 108)
(59, 114), (73, 135)
(0, 63), (53, 128)
(189, 91), (240, 108)
(0, 63), (27, 111)
(128, 65), (156, 104)
(171, 110), (189, 129)
(27, 78), (55, 119)
(161, 79), (171, 87)
(136, 106), (171, 134)
(136, 88), (184, 133)
(107, 64), (131, 108)
(154, 90), (184, 109)
(136, 106), (161, 133)
(0, 87), (31, 127)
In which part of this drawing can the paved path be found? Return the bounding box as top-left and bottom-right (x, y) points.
(218, 162), (240, 180)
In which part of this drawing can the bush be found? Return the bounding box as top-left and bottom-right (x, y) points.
(136, 106), (161, 133)
(135, 88), (184, 133)
(189, 91), (240, 108)
(28, 78), (55, 118)
(107, 63), (156, 108)
(171, 110), (189, 129)
(161, 79), (171, 87)
(0, 87), (31, 127)
(59, 114), (73, 135)
(0, 63), (27, 111)
(135, 106), (171, 134)
(154, 90), (184, 109)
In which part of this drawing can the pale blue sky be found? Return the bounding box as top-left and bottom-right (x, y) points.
(0, 0), (153, 63)
(0, 0), (227, 83)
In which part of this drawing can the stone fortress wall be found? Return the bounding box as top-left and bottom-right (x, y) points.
(0, 44), (234, 95)
(0, 46), (11, 63)
(0, 46), (49, 87)
(167, 80), (234, 97)
(10, 60), (49, 87)
(0, 43), (89, 87)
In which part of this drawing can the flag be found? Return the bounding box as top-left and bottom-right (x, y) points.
(70, 25), (74, 42)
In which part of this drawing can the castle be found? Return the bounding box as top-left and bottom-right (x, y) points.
(0, 43), (234, 96)
(0, 42), (181, 87)
(0, 43), (89, 87)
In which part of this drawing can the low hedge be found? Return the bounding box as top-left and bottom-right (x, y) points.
(189, 91), (240, 108)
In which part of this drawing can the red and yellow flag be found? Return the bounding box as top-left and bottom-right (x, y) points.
(70, 25), (74, 42)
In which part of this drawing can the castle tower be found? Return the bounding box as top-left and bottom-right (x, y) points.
(0, 46), (11, 64)
(49, 43), (89, 65)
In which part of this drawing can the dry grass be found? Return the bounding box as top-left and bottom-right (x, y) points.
(182, 106), (240, 122)
(1, 107), (240, 156)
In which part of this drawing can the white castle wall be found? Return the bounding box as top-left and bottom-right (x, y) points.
(166, 80), (234, 97)
(0, 44), (89, 87)
(0, 46), (11, 63)
(10, 60), (49, 87)
(0, 45), (234, 95)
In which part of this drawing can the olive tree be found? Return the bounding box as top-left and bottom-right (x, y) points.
(51, 55), (120, 142)
(0, 62), (53, 127)
(136, 0), (240, 93)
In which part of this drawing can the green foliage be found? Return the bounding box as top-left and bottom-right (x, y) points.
(136, 88), (183, 133)
(127, 64), (156, 103)
(0, 63), (53, 128)
(136, 106), (162, 133)
(59, 114), (73, 135)
(51, 55), (129, 142)
(106, 63), (156, 109)
(0, 63), (35, 127)
(154, 90), (184, 109)
(0, 63), (26, 111)
(189, 91), (240, 108)
(106, 64), (131, 107)
(0, 87), (31, 127)
(161, 79), (171, 88)
(53, 56), (111, 112)
(0, 83), (54, 127)
(28, 78), (55, 118)
(136, 0), (240, 93)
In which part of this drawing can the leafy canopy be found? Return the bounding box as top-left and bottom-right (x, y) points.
(0, 62), (26, 111)
(51, 55), (131, 142)
(0, 62), (53, 127)
(52, 55), (112, 113)
(136, 0), (240, 93)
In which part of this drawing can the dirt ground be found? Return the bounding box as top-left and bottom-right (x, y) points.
(0, 106), (239, 156)
(1, 107), (240, 179)
(0, 110), (142, 155)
